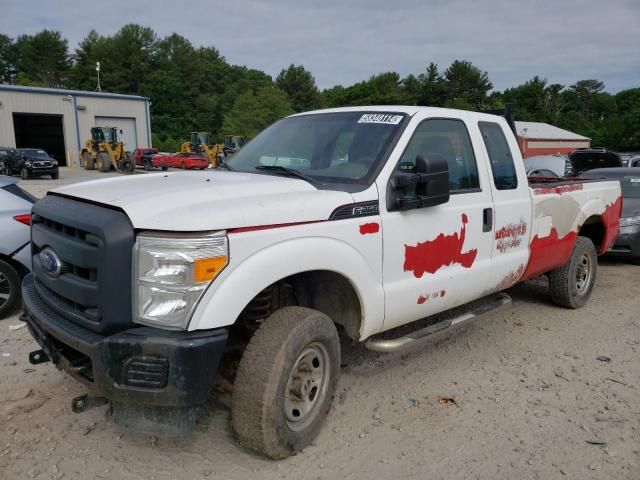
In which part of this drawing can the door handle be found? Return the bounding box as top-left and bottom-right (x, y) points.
(483, 207), (493, 232)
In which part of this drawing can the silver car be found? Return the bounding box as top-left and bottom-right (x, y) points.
(0, 176), (34, 317)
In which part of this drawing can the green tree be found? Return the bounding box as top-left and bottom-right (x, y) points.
(0, 34), (16, 83)
(222, 87), (294, 138)
(443, 60), (493, 108)
(13, 30), (71, 87)
(275, 64), (321, 112)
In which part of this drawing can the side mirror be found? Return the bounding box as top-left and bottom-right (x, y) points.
(388, 154), (450, 211)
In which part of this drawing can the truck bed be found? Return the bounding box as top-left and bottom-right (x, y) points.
(522, 177), (622, 280)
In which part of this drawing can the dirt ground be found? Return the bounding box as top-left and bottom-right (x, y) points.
(1, 168), (639, 479)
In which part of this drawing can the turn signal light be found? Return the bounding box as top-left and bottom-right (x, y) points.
(194, 256), (228, 283)
(13, 214), (31, 226)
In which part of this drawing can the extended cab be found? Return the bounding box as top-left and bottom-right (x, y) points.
(21, 107), (621, 458)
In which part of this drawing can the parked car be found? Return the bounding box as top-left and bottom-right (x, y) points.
(526, 166), (561, 179)
(628, 156), (640, 168)
(133, 147), (159, 170)
(524, 154), (572, 177)
(620, 152), (640, 167)
(154, 152), (209, 170)
(0, 177), (34, 317)
(581, 167), (640, 264)
(525, 149), (623, 178)
(22, 106), (621, 458)
(568, 147), (622, 175)
(0, 147), (22, 176)
(5, 148), (59, 179)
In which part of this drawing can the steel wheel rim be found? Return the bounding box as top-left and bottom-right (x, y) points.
(0, 272), (11, 307)
(284, 342), (330, 432)
(575, 252), (592, 295)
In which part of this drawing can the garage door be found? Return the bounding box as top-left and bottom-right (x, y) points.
(95, 117), (138, 152)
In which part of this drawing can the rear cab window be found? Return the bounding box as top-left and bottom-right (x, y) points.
(478, 122), (518, 190)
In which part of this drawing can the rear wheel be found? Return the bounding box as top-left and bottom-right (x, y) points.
(181, 162), (186, 170)
(232, 307), (340, 459)
(97, 152), (111, 172)
(0, 260), (21, 318)
(548, 236), (597, 308)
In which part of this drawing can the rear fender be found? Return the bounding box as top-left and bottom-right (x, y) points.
(188, 237), (384, 340)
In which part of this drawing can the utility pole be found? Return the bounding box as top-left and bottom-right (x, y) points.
(96, 62), (102, 92)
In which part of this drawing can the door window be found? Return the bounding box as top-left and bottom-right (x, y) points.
(398, 119), (480, 192)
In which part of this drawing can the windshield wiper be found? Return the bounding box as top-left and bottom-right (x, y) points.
(255, 165), (316, 184)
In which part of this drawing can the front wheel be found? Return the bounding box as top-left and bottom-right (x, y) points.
(20, 168), (29, 180)
(232, 307), (340, 459)
(548, 236), (597, 308)
(51, 170), (59, 180)
(0, 260), (21, 318)
(97, 152), (111, 172)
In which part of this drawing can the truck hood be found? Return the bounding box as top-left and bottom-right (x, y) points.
(51, 170), (355, 231)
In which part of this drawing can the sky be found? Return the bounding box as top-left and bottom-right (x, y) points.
(1, 0), (639, 93)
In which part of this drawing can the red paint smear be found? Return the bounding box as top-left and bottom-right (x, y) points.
(228, 220), (323, 234)
(417, 295), (427, 304)
(533, 183), (584, 196)
(359, 222), (380, 235)
(440, 290), (446, 297)
(521, 228), (578, 281)
(404, 214), (478, 278)
(600, 196), (622, 253)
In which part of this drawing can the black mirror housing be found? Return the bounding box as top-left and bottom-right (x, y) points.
(388, 154), (450, 211)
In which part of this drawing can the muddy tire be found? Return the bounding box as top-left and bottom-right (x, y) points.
(97, 152), (110, 172)
(82, 152), (94, 170)
(231, 306), (340, 459)
(548, 236), (597, 309)
(0, 260), (21, 318)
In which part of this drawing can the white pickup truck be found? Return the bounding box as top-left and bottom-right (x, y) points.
(22, 106), (621, 458)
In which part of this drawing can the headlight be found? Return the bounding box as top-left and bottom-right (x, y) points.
(133, 231), (228, 329)
(620, 215), (640, 227)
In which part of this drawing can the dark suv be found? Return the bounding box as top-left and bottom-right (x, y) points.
(7, 148), (60, 179)
(0, 147), (22, 176)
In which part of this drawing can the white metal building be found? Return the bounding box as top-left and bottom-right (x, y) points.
(0, 84), (151, 167)
(515, 121), (591, 159)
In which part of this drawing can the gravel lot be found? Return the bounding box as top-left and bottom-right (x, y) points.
(1, 168), (638, 479)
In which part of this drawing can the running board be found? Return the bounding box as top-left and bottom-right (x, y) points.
(364, 293), (512, 353)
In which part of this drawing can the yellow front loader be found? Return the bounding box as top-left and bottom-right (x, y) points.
(181, 132), (245, 167)
(81, 126), (134, 173)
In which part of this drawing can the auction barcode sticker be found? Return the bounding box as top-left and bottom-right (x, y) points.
(357, 113), (403, 125)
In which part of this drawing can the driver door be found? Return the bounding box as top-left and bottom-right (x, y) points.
(379, 113), (496, 331)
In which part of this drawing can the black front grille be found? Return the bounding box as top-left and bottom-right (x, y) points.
(33, 161), (53, 168)
(31, 195), (134, 334)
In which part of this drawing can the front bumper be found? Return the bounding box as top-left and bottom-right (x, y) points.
(608, 224), (640, 259)
(27, 166), (58, 176)
(22, 274), (228, 432)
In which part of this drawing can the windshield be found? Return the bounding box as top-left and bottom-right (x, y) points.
(622, 176), (640, 198)
(226, 112), (406, 188)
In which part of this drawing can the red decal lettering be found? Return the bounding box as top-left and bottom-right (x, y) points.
(359, 222), (380, 235)
(533, 183), (584, 196)
(522, 228), (578, 280)
(404, 214), (478, 278)
(417, 295), (427, 304)
(440, 290), (446, 297)
(495, 219), (528, 253)
(600, 196), (622, 253)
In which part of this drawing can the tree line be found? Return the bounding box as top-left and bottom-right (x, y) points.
(1, 25), (638, 151)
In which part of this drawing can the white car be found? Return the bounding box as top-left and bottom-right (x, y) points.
(0, 177), (34, 317)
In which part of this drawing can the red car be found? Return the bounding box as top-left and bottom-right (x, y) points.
(153, 153), (209, 170)
(133, 148), (159, 170)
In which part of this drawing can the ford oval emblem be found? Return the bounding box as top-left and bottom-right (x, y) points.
(40, 247), (63, 278)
